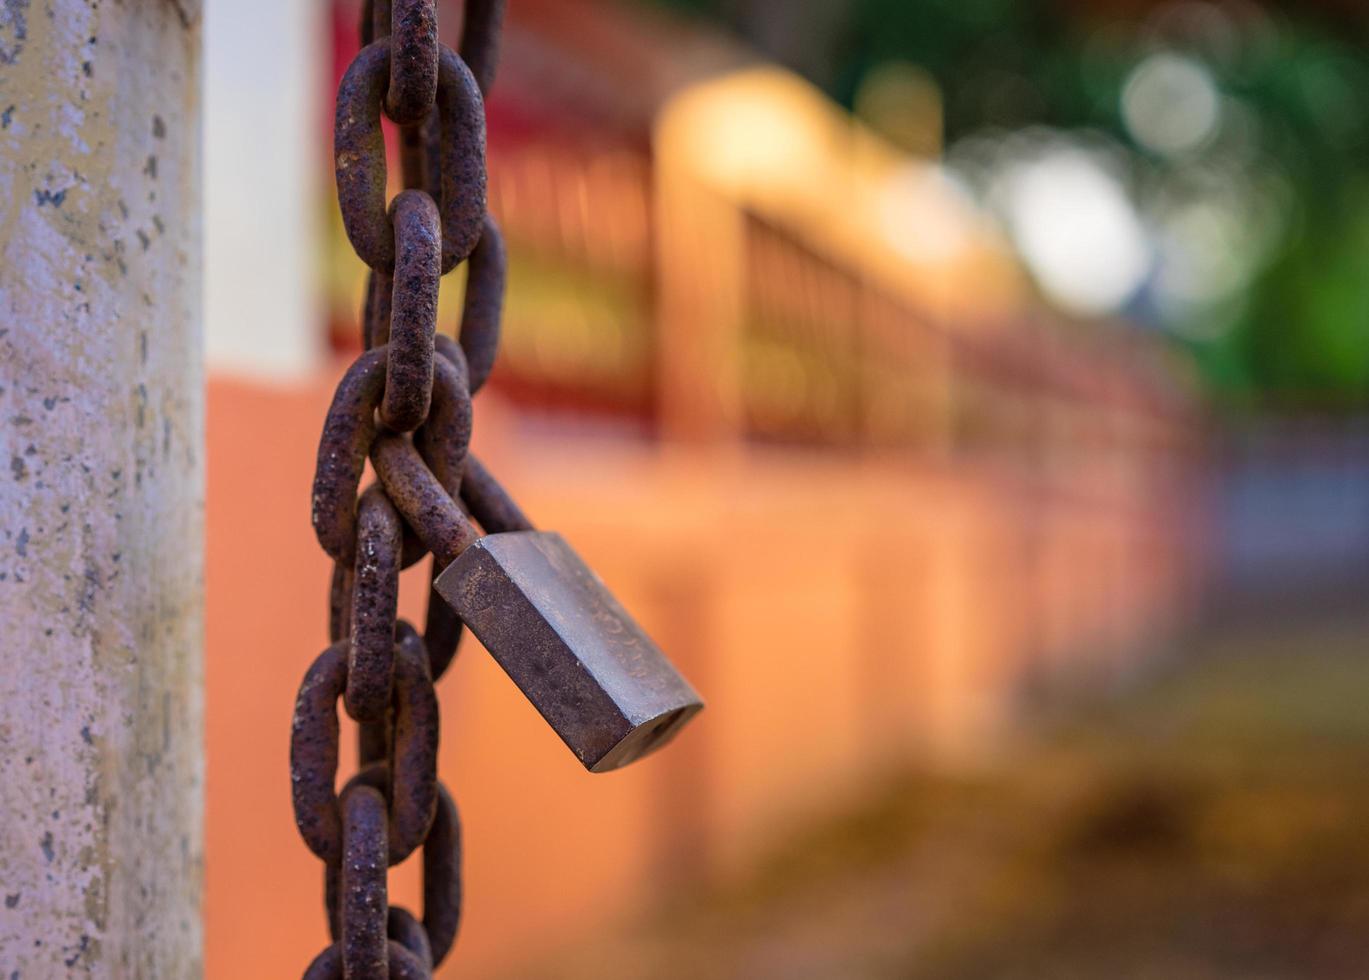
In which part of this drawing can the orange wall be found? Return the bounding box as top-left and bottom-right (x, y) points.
(206, 369), (1202, 977)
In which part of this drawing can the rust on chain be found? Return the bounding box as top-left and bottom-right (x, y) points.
(334, 41), (394, 269)
(312, 346), (386, 564)
(414, 341), (473, 679)
(303, 0), (517, 970)
(335, 39), (486, 272)
(329, 563), (354, 644)
(360, 0), (434, 196)
(347, 486), (404, 722)
(423, 561), (464, 682)
(386, 0), (439, 125)
(458, 0), (506, 96)
(458, 216), (506, 396)
(423, 782), (462, 966)
(289, 635), (437, 865)
(310, 342), (470, 566)
(325, 764), (391, 943)
(371, 433), (479, 568)
(386, 623), (440, 864)
(381, 190), (442, 431)
(362, 268), (395, 349)
(326, 767), (459, 969)
(302, 945), (342, 980)
(290, 642), (348, 864)
(360, 481), (428, 572)
(387, 908), (433, 972)
(460, 453), (534, 534)
(434, 45), (488, 271)
(420, 338), (473, 495)
(341, 786), (390, 978)
(303, 942), (428, 980)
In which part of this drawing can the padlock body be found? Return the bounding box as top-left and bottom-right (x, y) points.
(434, 530), (702, 772)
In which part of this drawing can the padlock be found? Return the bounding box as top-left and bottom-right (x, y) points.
(434, 529), (703, 772)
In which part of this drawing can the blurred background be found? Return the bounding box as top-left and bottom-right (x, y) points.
(202, 0), (1369, 976)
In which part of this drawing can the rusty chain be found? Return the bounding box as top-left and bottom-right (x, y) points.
(291, 1), (516, 975)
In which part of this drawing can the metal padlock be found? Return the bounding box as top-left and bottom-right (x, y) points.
(434, 530), (703, 772)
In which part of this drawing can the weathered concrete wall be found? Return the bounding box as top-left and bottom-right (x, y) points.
(0, 0), (203, 975)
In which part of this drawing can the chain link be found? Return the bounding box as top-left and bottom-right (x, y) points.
(291, 0), (510, 973)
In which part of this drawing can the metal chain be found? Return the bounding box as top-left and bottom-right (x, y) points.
(290, 1), (517, 975)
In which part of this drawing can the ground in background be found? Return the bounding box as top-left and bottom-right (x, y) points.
(509, 609), (1369, 980)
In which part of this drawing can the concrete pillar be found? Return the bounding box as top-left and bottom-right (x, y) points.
(0, 1), (203, 975)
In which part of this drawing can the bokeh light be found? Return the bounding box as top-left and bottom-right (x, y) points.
(987, 136), (1150, 314)
(1122, 51), (1221, 157)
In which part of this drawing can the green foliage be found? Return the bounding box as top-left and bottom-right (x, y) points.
(1233, 186), (1369, 407)
(643, 0), (1369, 411)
